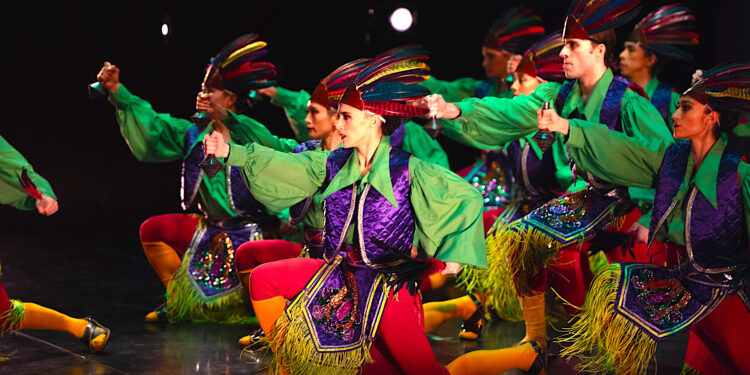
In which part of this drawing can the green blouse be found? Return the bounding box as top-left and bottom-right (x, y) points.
(0, 134), (56, 210)
(566, 123), (750, 246)
(225, 137), (487, 268)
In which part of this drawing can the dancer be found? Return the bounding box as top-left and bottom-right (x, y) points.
(207, 51), (558, 375)
(422, 32), (588, 340)
(547, 60), (750, 375)
(0, 134), (110, 352)
(96, 34), (281, 323)
(425, 0), (673, 368)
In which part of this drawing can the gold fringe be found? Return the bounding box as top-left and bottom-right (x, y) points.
(680, 364), (702, 375)
(588, 251), (609, 276)
(0, 300), (24, 332)
(166, 263), (256, 324)
(265, 291), (373, 375)
(558, 263), (657, 375)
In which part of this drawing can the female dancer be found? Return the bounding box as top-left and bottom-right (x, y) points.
(96, 34), (282, 323)
(545, 60), (750, 375)
(0, 134), (110, 352)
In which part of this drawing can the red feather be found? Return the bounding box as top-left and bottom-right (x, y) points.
(17, 169), (43, 200)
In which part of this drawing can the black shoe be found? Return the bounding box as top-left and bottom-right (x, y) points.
(458, 293), (485, 340)
(520, 340), (547, 375)
(81, 317), (111, 353)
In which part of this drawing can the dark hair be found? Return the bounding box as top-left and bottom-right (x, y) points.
(589, 30), (618, 70)
(641, 47), (665, 76)
(382, 116), (404, 136)
(714, 108), (740, 137)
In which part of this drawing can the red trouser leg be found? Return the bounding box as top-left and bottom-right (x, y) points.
(362, 288), (449, 375)
(684, 294), (750, 375)
(0, 280), (13, 330)
(235, 240), (303, 273)
(139, 213), (199, 255)
(547, 250), (591, 313)
(482, 207), (505, 233)
(249, 258), (324, 301)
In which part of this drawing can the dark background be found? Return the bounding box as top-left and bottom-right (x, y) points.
(2, 0), (749, 250)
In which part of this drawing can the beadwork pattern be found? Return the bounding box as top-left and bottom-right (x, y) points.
(189, 232), (238, 295)
(532, 191), (588, 230)
(311, 272), (360, 341)
(630, 268), (691, 328)
(470, 160), (511, 208)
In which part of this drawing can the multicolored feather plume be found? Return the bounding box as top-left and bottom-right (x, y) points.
(204, 34), (277, 94)
(698, 60), (750, 113)
(484, 7), (546, 53)
(517, 31), (565, 82)
(629, 3), (699, 61)
(566, 0), (641, 36)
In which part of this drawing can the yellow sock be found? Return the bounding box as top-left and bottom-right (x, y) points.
(19, 303), (87, 339)
(426, 272), (448, 290)
(519, 293), (547, 349)
(250, 296), (286, 336)
(142, 241), (182, 287)
(446, 343), (541, 375)
(423, 294), (479, 333)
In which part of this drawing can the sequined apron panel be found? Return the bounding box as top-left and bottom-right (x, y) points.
(465, 150), (513, 210)
(186, 220), (262, 299)
(293, 255), (387, 351)
(521, 188), (624, 246)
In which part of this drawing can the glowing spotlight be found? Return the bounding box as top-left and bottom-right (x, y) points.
(390, 8), (413, 32)
(161, 23), (169, 36)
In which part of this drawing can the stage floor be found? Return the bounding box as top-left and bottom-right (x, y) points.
(0, 226), (689, 374)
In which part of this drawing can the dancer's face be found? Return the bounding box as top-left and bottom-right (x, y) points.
(209, 88), (237, 112)
(560, 38), (603, 79)
(511, 72), (543, 97)
(672, 96), (719, 140)
(619, 42), (655, 78)
(305, 102), (335, 139)
(335, 104), (380, 148)
(482, 47), (513, 79)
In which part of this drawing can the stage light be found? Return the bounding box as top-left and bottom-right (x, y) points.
(390, 8), (413, 32)
(161, 23), (169, 36)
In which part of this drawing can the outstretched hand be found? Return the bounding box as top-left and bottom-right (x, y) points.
(195, 92), (229, 121)
(418, 94), (461, 119)
(537, 106), (569, 135)
(256, 86), (278, 99)
(203, 132), (230, 158)
(97, 62), (121, 94)
(36, 196), (58, 216)
(440, 261), (461, 276)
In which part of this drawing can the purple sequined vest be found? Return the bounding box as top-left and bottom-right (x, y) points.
(649, 142), (748, 283)
(555, 75), (638, 190)
(322, 147), (415, 268)
(181, 126), (269, 219)
(505, 138), (566, 204)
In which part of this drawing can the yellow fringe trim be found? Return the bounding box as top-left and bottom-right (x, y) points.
(166, 263), (256, 324)
(558, 263), (657, 375)
(0, 300), (24, 332)
(681, 364), (702, 375)
(265, 291), (374, 375)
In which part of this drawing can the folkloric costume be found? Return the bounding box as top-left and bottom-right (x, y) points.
(104, 34), (280, 323)
(0, 134), (110, 352)
(433, 0), (673, 371)
(627, 3), (699, 129)
(559, 61), (750, 375)
(229, 53), (487, 374)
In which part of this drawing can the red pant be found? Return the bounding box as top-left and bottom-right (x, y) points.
(684, 294), (750, 374)
(235, 240), (302, 273)
(0, 280), (13, 331)
(139, 213), (199, 255)
(249, 258), (449, 375)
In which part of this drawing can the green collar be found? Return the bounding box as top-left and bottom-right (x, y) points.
(321, 137), (399, 207)
(643, 76), (660, 98)
(680, 134), (726, 209)
(563, 68), (614, 123)
(518, 133), (544, 160)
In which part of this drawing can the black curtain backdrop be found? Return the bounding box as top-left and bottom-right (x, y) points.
(2, 1), (749, 249)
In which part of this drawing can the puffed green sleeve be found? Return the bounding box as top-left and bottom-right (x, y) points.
(409, 157), (486, 268)
(222, 111), (299, 152)
(400, 122), (450, 169)
(419, 76), (483, 103)
(738, 161), (750, 239)
(0, 134), (56, 210)
(565, 120), (671, 188)
(225, 143), (329, 213)
(107, 84), (193, 162)
(270, 87), (311, 141)
(452, 82), (560, 146)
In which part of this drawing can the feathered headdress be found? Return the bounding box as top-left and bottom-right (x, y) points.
(563, 0), (641, 40)
(203, 34), (277, 96)
(339, 48), (431, 117)
(627, 3), (699, 61)
(684, 61), (750, 114)
(515, 31), (565, 82)
(310, 58), (372, 109)
(484, 7), (546, 54)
